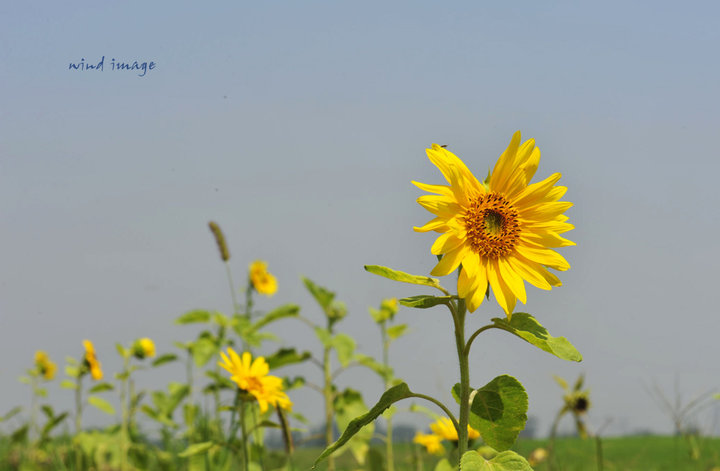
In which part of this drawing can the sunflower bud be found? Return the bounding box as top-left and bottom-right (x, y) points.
(132, 338), (156, 359)
(208, 221), (230, 262)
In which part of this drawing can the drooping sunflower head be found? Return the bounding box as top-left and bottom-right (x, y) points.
(82, 340), (103, 381)
(428, 417), (480, 442)
(413, 131), (574, 317)
(34, 350), (57, 381)
(249, 260), (278, 296)
(413, 432), (445, 455)
(132, 337), (156, 359)
(218, 347), (292, 412)
(565, 390), (591, 415)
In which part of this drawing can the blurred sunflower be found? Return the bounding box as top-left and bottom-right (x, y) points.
(82, 340), (103, 380)
(413, 131), (574, 316)
(249, 260), (277, 296)
(133, 337), (156, 359)
(429, 417), (480, 441)
(413, 432), (444, 455)
(34, 350), (56, 380)
(218, 348), (291, 412)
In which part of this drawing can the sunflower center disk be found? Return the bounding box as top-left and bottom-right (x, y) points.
(464, 192), (520, 258)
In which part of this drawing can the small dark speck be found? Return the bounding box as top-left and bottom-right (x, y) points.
(215, 188), (219, 192)
(223, 95), (228, 99)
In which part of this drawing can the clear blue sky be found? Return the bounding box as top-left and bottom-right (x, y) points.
(2, 1), (720, 438)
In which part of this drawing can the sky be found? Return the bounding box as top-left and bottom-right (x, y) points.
(2, 1), (720, 439)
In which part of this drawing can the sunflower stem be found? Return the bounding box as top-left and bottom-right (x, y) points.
(453, 298), (470, 463)
(239, 399), (249, 471)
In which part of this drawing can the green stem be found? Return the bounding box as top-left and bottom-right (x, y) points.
(75, 375), (83, 434)
(382, 325), (395, 471)
(30, 376), (39, 442)
(120, 355), (130, 471)
(464, 324), (499, 356)
(239, 400), (249, 471)
(323, 339), (335, 471)
(409, 393), (459, 429)
(453, 298), (470, 461)
(548, 408), (565, 471)
(225, 261), (240, 315)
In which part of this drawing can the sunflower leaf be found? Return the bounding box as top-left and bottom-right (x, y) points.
(469, 375), (528, 451)
(364, 265), (444, 290)
(265, 348), (311, 369)
(175, 309), (211, 324)
(400, 295), (452, 309)
(88, 396), (116, 416)
(491, 313), (582, 362)
(314, 382), (414, 467)
(249, 304), (300, 332)
(460, 450), (533, 471)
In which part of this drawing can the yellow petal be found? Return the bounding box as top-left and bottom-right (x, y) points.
(488, 131), (522, 194)
(412, 180), (453, 196)
(487, 261), (516, 316)
(497, 257), (527, 305)
(431, 233), (464, 255)
(430, 245), (470, 276)
(515, 245), (571, 271)
(414, 217), (449, 233)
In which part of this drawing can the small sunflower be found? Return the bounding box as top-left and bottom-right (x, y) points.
(429, 417), (480, 441)
(218, 348), (292, 412)
(413, 131), (574, 316)
(133, 338), (156, 359)
(413, 432), (444, 455)
(82, 340), (103, 381)
(34, 350), (56, 381)
(249, 260), (278, 296)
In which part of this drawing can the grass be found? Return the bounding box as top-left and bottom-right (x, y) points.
(3, 434), (720, 470)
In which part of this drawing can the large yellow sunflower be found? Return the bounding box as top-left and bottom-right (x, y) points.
(34, 350), (57, 381)
(218, 348), (292, 412)
(413, 432), (444, 455)
(413, 131), (574, 316)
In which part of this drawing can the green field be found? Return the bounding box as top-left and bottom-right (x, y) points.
(4, 435), (718, 470)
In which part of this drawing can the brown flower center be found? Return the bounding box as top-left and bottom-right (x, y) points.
(464, 192), (520, 258)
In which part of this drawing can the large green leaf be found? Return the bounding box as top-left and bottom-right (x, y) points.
(400, 295), (452, 309)
(434, 458), (456, 471)
(334, 389), (374, 464)
(250, 304), (300, 332)
(192, 337), (218, 367)
(364, 265), (444, 290)
(178, 441), (215, 457)
(265, 348), (311, 369)
(460, 450), (533, 470)
(302, 277), (335, 311)
(89, 382), (114, 393)
(88, 396), (116, 416)
(332, 333), (356, 367)
(152, 353), (178, 367)
(387, 323), (408, 340)
(175, 309), (211, 324)
(469, 375), (528, 451)
(314, 383), (414, 466)
(0, 406), (22, 422)
(491, 313), (582, 362)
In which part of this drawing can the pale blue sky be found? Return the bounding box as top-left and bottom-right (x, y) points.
(2, 1), (720, 438)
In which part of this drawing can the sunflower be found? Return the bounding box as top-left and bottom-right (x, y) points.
(413, 432), (444, 455)
(82, 340), (103, 380)
(249, 260), (278, 296)
(218, 348), (292, 412)
(428, 417), (480, 441)
(133, 337), (156, 359)
(413, 131), (574, 316)
(34, 350), (57, 381)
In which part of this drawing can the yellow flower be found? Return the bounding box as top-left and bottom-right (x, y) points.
(528, 447), (548, 466)
(413, 132), (574, 316)
(249, 260), (277, 296)
(133, 338), (156, 359)
(218, 348), (292, 412)
(34, 351), (56, 381)
(413, 432), (444, 455)
(82, 340), (103, 381)
(429, 417), (480, 441)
